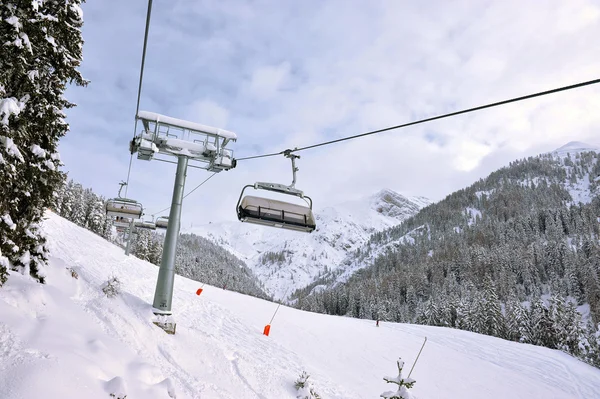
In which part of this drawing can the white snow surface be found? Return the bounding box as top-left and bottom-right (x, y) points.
(137, 110), (237, 140)
(1, 212), (600, 398)
(0, 97), (26, 126)
(186, 189), (428, 300)
(5, 16), (21, 30)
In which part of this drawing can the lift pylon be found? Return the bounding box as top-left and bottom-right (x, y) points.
(130, 111), (237, 321)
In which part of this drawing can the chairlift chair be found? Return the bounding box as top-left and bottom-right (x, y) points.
(155, 216), (169, 229)
(106, 199), (144, 219)
(134, 220), (157, 231)
(105, 182), (143, 219)
(236, 152), (316, 233)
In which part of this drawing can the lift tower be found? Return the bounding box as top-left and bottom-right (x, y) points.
(130, 111), (237, 331)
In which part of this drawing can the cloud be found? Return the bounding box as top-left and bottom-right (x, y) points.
(60, 0), (600, 225)
(182, 99), (230, 129)
(246, 62), (291, 100)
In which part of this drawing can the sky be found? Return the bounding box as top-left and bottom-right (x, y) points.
(59, 0), (600, 226)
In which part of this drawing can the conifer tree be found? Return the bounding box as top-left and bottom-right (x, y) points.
(0, 0), (87, 285)
(381, 358), (416, 399)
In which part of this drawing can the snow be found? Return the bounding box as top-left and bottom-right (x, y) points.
(45, 35), (57, 49)
(465, 207), (482, 226)
(0, 97), (26, 126)
(137, 111), (237, 140)
(20, 32), (32, 53)
(27, 70), (38, 82)
(30, 144), (46, 158)
(1, 211), (600, 398)
(164, 138), (210, 155)
(69, 3), (84, 21)
(475, 190), (494, 200)
(2, 213), (17, 230)
(5, 16), (21, 30)
(44, 159), (56, 170)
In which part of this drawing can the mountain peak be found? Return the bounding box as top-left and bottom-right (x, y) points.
(370, 188), (426, 219)
(552, 141), (599, 155)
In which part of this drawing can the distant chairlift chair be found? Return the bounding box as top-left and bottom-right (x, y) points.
(236, 152), (316, 233)
(105, 182), (144, 229)
(134, 220), (157, 230)
(155, 216), (169, 229)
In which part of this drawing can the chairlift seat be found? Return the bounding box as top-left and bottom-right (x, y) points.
(113, 220), (132, 229)
(238, 195), (316, 233)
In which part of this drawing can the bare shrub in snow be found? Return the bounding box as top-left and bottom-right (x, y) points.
(66, 267), (78, 279)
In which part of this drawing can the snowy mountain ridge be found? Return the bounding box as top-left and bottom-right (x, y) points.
(551, 140), (599, 158)
(318, 141), (600, 291)
(185, 189), (429, 300)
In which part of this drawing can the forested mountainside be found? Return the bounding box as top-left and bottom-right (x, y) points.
(52, 179), (268, 299)
(175, 233), (270, 300)
(294, 143), (600, 367)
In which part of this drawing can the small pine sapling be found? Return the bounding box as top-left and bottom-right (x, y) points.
(294, 371), (321, 399)
(102, 276), (121, 298)
(381, 358), (416, 399)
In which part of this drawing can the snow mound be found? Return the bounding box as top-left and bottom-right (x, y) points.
(1, 211), (600, 398)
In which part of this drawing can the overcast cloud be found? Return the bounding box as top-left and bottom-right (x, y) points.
(59, 0), (600, 226)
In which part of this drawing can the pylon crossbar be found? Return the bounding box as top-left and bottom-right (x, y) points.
(131, 111), (236, 172)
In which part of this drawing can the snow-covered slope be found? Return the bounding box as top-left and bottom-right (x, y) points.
(186, 189), (429, 300)
(550, 141), (600, 205)
(1, 212), (600, 398)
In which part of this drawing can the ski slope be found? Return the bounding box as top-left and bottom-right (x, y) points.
(1, 212), (600, 398)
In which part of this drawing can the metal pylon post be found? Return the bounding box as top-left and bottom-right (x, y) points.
(152, 155), (188, 315)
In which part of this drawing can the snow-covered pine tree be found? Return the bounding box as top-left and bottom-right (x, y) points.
(482, 276), (505, 337)
(381, 357), (416, 399)
(294, 371), (321, 399)
(133, 229), (151, 262)
(0, 1), (87, 285)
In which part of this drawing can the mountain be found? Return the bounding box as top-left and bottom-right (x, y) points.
(292, 142), (600, 368)
(186, 189), (429, 300)
(2, 211), (599, 398)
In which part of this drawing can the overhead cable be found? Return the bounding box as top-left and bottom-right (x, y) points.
(152, 172), (217, 216)
(235, 77), (600, 161)
(125, 0), (154, 197)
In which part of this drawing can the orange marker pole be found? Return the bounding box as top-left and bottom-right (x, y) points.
(196, 283), (205, 296)
(263, 290), (288, 336)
